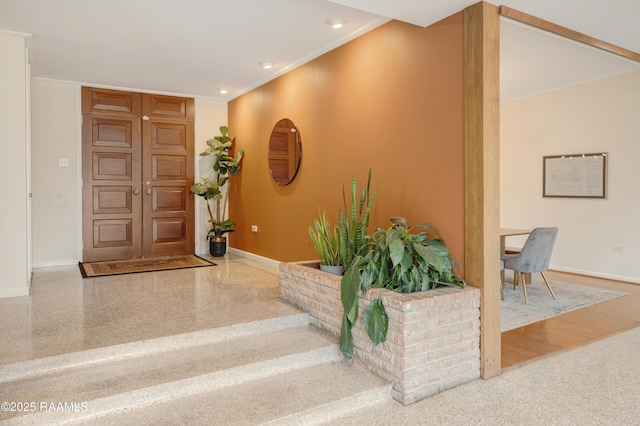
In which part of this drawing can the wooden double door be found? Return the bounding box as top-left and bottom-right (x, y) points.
(82, 87), (195, 262)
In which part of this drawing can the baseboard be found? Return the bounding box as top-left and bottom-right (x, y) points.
(0, 287), (30, 298)
(33, 260), (78, 269)
(550, 265), (640, 285)
(227, 247), (281, 272)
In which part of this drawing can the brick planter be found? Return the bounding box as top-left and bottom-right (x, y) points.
(279, 261), (481, 405)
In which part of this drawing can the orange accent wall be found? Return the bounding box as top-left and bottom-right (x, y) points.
(228, 15), (465, 272)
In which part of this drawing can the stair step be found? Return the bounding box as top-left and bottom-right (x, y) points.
(0, 313), (309, 383)
(1, 313), (393, 425)
(262, 383), (392, 426)
(1, 316), (339, 423)
(83, 361), (391, 425)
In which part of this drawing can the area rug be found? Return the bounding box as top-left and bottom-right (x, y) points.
(501, 277), (627, 331)
(79, 255), (215, 278)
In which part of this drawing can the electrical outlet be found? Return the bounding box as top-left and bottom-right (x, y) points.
(251, 225), (258, 232)
(58, 158), (69, 167)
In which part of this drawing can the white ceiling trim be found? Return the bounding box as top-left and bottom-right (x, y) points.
(0, 29), (32, 38)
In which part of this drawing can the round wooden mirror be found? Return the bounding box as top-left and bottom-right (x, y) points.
(268, 118), (302, 185)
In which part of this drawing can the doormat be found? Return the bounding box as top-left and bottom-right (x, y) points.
(79, 255), (215, 278)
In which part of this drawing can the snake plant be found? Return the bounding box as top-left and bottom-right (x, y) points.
(337, 169), (377, 271)
(308, 209), (340, 267)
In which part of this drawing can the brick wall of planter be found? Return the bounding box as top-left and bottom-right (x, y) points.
(279, 261), (481, 405)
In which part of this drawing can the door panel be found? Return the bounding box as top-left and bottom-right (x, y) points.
(82, 87), (194, 262)
(141, 116), (194, 257)
(142, 94), (193, 118)
(152, 186), (187, 211)
(82, 111), (142, 262)
(92, 152), (133, 180)
(153, 155), (186, 179)
(92, 219), (133, 248)
(82, 87), (141, 115)
(152, 217), (188, 244)
(93, 186), (133, 214)
(92, 118), (134, 148)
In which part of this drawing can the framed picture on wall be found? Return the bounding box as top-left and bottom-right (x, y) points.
(543, 152), (607, 198)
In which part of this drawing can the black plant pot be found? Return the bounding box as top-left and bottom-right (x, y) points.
(209, 237), (227, 257)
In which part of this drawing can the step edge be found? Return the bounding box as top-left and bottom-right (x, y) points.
(260, 383), (393, 426)
(4, 345), (342, 425)
(0, 313), (309, 383)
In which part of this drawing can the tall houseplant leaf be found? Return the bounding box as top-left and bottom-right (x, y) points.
(341, 263), (361, 324)
(339, 315), (354, 359)
(363, 296), (388, 345)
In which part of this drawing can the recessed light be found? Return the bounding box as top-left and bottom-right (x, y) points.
(259, 62), (273, 69)
(326, 18), (345, 29)
(219, 88), (228, 95)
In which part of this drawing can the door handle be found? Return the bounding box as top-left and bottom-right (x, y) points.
(145, 188), (152, 195)
(133, 188), (140, 195)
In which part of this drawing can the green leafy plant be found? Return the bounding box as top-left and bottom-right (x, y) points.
(308, 208), (340, 267)
(190, 125), (244, 239)
(337, 169), (377, 270)
(340, 217), (466, 358)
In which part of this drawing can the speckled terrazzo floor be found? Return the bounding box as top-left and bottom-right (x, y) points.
(1, 253), (639, 425)
(329, 325), (640, 425)
(0, 253), (300, 364)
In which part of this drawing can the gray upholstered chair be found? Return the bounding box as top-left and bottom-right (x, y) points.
(501, 227), (558, 304)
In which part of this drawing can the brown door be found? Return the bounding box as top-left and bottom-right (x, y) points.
(82, 87), (194, 262)
(141, 94), (194, 257)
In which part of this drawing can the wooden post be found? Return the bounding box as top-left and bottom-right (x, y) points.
(464, 1), (501, 379)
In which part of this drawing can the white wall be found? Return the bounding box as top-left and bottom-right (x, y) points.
(193, 98), (228, 255)
(501, 70), (640, 283)
(0, 33), (29, 297)
(29, 79), (228, 266)
(31, 80), (79, 267)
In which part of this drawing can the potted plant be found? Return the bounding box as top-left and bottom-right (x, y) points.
(308, 209), (342, 275)
(339, 217), (466, 358)
(308, 169), (377, 275)
(190, 125), (244, 257)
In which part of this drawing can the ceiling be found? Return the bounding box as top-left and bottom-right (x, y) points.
(1, 0), (639, 102)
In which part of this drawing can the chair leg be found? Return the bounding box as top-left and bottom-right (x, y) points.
(520, 272), (528, 304)
(540, 271), (557, 300)
(500, 271), (504, 300)
(513, 270), (518, 288)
